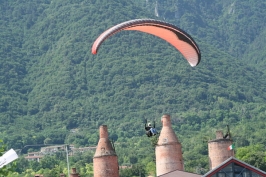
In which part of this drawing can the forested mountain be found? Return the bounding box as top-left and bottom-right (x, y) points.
(0, 0), (266, 176)
(136, 0), (266, 68)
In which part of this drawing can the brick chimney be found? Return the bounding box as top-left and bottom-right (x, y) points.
(70, 168), (79, 177)
(93, 125), (119, 177)
(208, 130), (234, 169)
(155, 115), (184, 176)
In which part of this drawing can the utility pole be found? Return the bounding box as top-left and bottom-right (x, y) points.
(65, 145), (70, 177)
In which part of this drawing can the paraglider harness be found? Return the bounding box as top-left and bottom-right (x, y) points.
(145, 120), (158, 137)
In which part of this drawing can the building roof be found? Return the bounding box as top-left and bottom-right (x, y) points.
(158, 169), (201, 177)
(202, 157), (266, 177)
(25, 156), (43, 159)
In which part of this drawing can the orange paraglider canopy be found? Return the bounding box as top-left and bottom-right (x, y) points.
(92, 19), (201, 67)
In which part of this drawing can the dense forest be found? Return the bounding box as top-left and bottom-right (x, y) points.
(0, 0), (266, 176)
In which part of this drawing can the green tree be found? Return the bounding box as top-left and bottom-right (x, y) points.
(236, 144), (266, 171)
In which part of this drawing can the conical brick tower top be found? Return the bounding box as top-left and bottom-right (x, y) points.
(156, 114), (184, 176)
(93, 125), (119, 177)
(70, 168), (79, 177)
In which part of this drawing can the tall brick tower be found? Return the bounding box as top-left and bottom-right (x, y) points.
(155, 114), (184, 176)
(208, 130), (234, 169)
(93, 125), (119, 177)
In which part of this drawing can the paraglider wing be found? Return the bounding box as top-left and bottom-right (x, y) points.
(92, 19), (201, 67)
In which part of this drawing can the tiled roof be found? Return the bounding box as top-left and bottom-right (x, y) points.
(158, 170), (201, 177)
